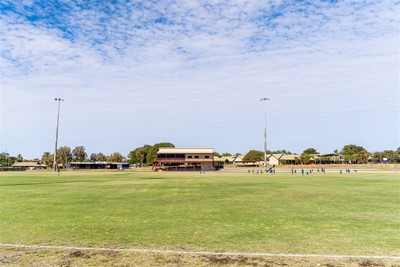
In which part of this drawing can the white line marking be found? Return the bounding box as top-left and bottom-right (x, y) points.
(0, 243), (399, 260)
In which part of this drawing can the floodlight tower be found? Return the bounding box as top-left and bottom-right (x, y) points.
(54, 98), (64, 171)
(260, 97), (270, 170)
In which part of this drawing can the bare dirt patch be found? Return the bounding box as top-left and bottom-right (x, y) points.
(204, 255), (261, 266)
(1, 248), (399, 267)
(65, 250), (90, 259)
(358, 259), (386, 267)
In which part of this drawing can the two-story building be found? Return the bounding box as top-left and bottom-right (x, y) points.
(153, 148), (215, 171)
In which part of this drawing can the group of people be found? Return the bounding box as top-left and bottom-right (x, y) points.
(248, 168), (276, 174)
(290, 168), (358, 175)
(247, 168), (358, 175)
(339, 169), (357, 174)
(291, 168), (326, 175)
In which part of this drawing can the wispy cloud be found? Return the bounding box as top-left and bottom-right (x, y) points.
(1, 0), (399, 158)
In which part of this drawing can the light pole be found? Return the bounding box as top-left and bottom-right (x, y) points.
(54, 98), (64, 171)
(260, 97), (270, 170)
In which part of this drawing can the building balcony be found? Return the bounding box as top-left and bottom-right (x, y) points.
(155, 158), (186, 163)
(155, 158), (213, 163)
(185, 158), (213, 163)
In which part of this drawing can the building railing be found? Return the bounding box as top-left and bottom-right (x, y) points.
(186, 158), (213, 162)
(155, 158), (213, 163)
(155, 158), (185, 162)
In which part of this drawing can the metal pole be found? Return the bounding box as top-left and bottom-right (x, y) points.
(54, 98), (64, 171)
(260, 97), (270, 170)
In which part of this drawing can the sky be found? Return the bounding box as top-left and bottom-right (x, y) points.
(1, 0), (399, 160)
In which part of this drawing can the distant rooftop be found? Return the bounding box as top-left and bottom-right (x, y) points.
(12, 162), (46, 167)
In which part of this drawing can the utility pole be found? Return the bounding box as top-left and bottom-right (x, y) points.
(54, 98), (64, 171)
(260, 97), (270, 170)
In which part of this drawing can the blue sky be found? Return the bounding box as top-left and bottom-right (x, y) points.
(1, 0), (399, 159)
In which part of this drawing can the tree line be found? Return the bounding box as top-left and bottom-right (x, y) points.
(242, 145), (400, 164)
(1, 143), (400, 167)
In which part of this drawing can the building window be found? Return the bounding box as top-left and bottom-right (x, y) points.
(188, 156), (192, 158)
(195, 156), (199, 159)
(205, 156), (209, 159)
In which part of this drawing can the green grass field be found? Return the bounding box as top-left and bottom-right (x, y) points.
(0, 170), (399, 256)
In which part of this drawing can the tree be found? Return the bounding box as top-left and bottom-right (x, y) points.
(90, 152), (107, 162)
(0, 152), (12, 166)
(322, 156), (331, 163)
(383, 150), (397, 163)
(0, 153), (24, 166)
(340, 144), (369, 164)
(146, 142), (175, 165)
(72, 146), (87, 162)
(268, 149), (293, 155)
(243, 150), (263, 162)
(214, 152), (222, 158)
(297, 148), (318, 165)
(108, 152), (125, 162)
(57, 146), (72, 168)
(8, 156), (18, 165)
(299, 153), (311, 164)
(41, 152), (54, 167)
(128, 145), (151, 166)
(16, 154), (24, 162)
(222, 152), (232, 157)
(136, 146), (149, 166)
(372, 151), (384, 163)
(303, 148), (318, 155)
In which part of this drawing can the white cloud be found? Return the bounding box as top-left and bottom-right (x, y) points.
(1, 0), (399, 158)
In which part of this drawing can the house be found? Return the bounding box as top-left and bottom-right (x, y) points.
(276, 154), (299, 165)
(267, 154), (284, 165)
(252, 154), (300, 166)
(153, 148), (215, 171)
(315, 153), (343, 164)
(219, 156), (235, 164)
(68, 162), (129, 170)
(213, 156), (225, 169)
(218, 155), (243, 164)
(11, 162), (48, 170)
(232, 155), (244, 164)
